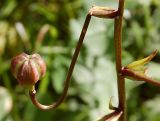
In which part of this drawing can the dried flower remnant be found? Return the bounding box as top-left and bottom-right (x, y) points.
(89, 6), (118, 19)
(97, 110), (123, 121)
(11, 53), (46, 86)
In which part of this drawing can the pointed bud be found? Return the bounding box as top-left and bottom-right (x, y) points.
(124, 50), (158, 77)
(126, 50), (158, 69)
(109, 97), (118, 111)
(11, 53), (46, 86)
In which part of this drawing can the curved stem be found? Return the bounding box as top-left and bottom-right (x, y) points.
(34, 24), (50, 52)
(29, 14), (91, 110)
(29, 5), (119, 110)
(121, 68), (160, 87)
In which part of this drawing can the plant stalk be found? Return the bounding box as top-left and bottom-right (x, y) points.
(29, 14), (91, 110)
(114, 0), (126, 121)
(121, 68), (160, 87)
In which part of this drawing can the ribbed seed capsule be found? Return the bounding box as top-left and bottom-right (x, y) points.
(11, 53), (46, 86)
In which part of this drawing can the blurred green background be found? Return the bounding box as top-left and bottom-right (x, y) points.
(0, 0), (160, 121)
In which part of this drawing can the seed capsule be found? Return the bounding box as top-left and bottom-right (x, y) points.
(11, 53), (46, 86)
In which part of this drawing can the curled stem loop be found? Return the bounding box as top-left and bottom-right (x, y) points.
(29, 2), (122, 110)
(29, 14), (91, 110)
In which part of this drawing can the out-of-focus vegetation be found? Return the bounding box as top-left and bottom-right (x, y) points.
(0, 0), (160, 121)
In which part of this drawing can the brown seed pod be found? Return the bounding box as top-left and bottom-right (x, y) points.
(11, 53), (46, 86)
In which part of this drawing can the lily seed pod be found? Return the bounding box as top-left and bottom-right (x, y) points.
(11, 53), (46, 86)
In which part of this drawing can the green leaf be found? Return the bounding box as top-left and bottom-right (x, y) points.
(52, 66), (66, 93)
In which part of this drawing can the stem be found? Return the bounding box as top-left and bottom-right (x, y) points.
(114, 0), (126, 121)
(121, 68), (160, 87)
(29, 14), (91, 110)
(29, 6), (119, 110)
(97, 109), (123, 121)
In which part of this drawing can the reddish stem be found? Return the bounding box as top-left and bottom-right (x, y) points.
(114, 0), (126, 121)
(121, 67), (160, 87)
(29, 14), (91, 110)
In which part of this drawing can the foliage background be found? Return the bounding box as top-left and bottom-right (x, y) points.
(0, 0), (160, 121)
